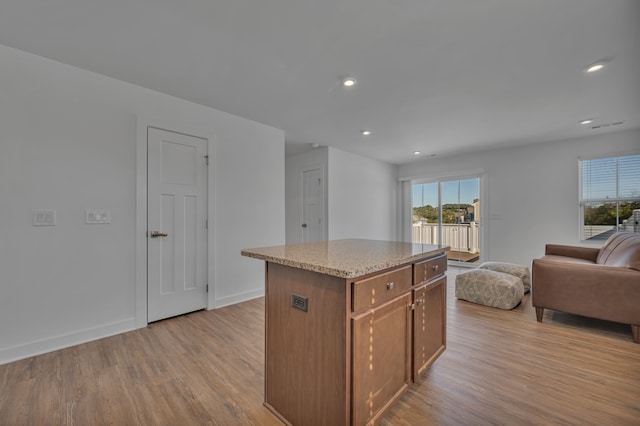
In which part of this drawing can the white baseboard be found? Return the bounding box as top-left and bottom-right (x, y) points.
(0, 317), (137, 366)
(1, 288), (266, 365)
(214, 288), (264, 309)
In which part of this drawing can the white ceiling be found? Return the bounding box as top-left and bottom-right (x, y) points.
(1, 0), (638, 164)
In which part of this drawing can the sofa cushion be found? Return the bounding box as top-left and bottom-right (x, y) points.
(596, 232), (640, 271)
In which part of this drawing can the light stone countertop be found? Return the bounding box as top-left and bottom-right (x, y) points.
(241, 239), (448, 279)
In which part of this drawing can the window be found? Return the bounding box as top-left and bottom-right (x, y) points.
(412, 177), (481, 264)
(580, 153), (640, 241)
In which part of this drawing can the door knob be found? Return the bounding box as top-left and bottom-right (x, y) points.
(150, 231), (168, 238)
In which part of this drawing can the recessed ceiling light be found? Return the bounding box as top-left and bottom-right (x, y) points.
(580, 119), (594, 125)
(413, 151), (421, 155)
(586, 64), (604, 73)
(342, 77), (357, 87)
(361, 130), (371, 136)
(584, 61), (607, 73)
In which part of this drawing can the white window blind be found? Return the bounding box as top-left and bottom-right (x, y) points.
(580, 154), (640, 241)
(619, 155), (640, 198)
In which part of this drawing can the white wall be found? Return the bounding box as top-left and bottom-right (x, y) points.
(213, 119), (285, 307)
(285, 147), (398, 243)
(285, 147), (328, 244)
(0, 44), (284, 364)
(327, 147), (397, 240)
(398, 128), (640, 267)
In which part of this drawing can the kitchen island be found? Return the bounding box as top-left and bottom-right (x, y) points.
(241, 239), (448, 426)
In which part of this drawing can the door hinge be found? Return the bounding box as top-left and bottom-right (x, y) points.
(206, 284), (209, 292)
(205, 155), (209, 165)
(206, 219), (208, 229)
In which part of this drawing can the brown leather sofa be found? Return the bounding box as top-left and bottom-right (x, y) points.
(532, 232), (640, 343)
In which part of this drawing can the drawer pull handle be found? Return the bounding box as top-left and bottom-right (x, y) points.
(386, 282), (394, 290)
(432, 264), (439, 271)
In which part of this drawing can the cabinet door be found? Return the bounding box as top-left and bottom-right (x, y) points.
(352, 294), (412, 426)
(413, 277), (446, 381)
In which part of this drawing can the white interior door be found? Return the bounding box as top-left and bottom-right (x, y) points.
(302, 168), (325, 243)
(147, 127), (208, 322)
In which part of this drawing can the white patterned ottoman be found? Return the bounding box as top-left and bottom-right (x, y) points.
(455, 268), (525, 310)
(476, 261), (531, 293)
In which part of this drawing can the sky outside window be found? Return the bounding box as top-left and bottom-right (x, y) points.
(413, 179), (479, 207)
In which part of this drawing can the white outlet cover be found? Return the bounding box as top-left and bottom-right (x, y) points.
(86, 209), (111, 224)
(33, 210), (56, 226)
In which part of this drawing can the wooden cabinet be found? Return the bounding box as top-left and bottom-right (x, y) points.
(412, 277), (446, 381)
(352, 294), (412, 425)
(349, 256), (447, 424)
(351, 266), (412, 425)
(264, 263), (350, 426)
(258, 249), (447, 426)
(412, 255), (447, 382)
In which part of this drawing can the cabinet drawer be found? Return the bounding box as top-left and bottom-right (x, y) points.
(414, 254), (447, 285)
(352, 265), (412, 311)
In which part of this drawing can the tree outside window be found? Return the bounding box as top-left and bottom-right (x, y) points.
(581, 154), (640, 240)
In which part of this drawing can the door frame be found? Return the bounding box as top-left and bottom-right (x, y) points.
(135, 116), (216, 328)
(403, 168), (488, 267)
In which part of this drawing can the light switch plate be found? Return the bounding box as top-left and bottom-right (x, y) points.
(86, 209), (111, 224)
(33, 210), (56, 226)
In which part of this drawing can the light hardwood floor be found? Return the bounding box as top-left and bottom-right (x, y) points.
(1, 268), (639, 425)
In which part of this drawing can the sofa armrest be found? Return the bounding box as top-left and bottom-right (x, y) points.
(544, 244), (600, 262)
(532, 259), (640, 325)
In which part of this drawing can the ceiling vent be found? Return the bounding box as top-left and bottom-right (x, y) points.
(591, 121), (625, 130)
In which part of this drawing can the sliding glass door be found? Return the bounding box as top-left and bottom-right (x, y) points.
(412, 177), (481, 265)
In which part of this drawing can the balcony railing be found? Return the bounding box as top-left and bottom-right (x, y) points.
(583, 210), (640, 240)
(412, 222), (479, 253)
